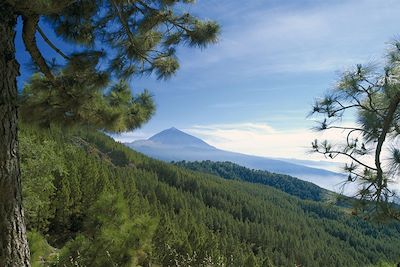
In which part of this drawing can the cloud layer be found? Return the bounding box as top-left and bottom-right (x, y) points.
(185, 122), (347, 160)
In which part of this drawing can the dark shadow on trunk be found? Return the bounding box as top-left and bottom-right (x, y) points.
(0, 3), (31, 266)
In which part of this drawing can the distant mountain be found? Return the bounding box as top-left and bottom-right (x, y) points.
(125, 127), (349, 192)
(148, 127), (214, 149)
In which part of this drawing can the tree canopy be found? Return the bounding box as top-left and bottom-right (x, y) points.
(10, 0), (219, 130)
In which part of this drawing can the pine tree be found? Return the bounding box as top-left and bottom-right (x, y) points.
(0, 1), (219, 265)
(245, 253), (260, 267)
(311, 40), (400, 221)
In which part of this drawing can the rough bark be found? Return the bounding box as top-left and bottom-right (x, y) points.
(0, 3), (31, 267)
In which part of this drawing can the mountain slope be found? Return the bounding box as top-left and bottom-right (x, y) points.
(126, 128), (346, 192)
(174, 160), (331, 202)
(22, 126), (400, 266)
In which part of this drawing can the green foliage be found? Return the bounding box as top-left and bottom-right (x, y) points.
(245, 254), (259, 267)
(311, 41), (400, 220)
(57, 193), (155, 266)
(368, 262), (397, 267)
(28, 231), (57, 267)
(20, 128), (67, 232)
(21, 125), (156, 265)
(21, 125), (400, 266)
(20, 58), (155, 132)
(11, 0), (219, 134)
(174, 160), (329, 202)
(16, 0), (220, 79)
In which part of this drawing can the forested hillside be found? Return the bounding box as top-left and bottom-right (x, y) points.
(173, 161), (330, 202)
(21, 125), (400, 267)
(173, 161), (356, 209)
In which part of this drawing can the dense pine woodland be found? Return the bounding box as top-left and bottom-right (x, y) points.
(21, 125), (400, 267)
(173, 161), (330, 202)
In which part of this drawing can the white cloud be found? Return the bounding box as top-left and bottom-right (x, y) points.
(186, 121), (399, 190)
(185, 121), (362, 162)
(110, 130), (149, 143)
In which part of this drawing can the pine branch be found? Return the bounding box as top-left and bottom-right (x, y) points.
(37, 25), (70, 60)
(22, 15), (54, 80)
(313, 148), (377, 171)
(137, 0), (191, 32)
(323, 126), (369, 133)
(359, 83), (385, 117)
(110, 0), (152, 65)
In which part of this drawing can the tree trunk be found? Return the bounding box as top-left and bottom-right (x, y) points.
(0, 3), (31, 267)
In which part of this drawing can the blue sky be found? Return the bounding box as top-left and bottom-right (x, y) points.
(16, 0), (400, 160)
